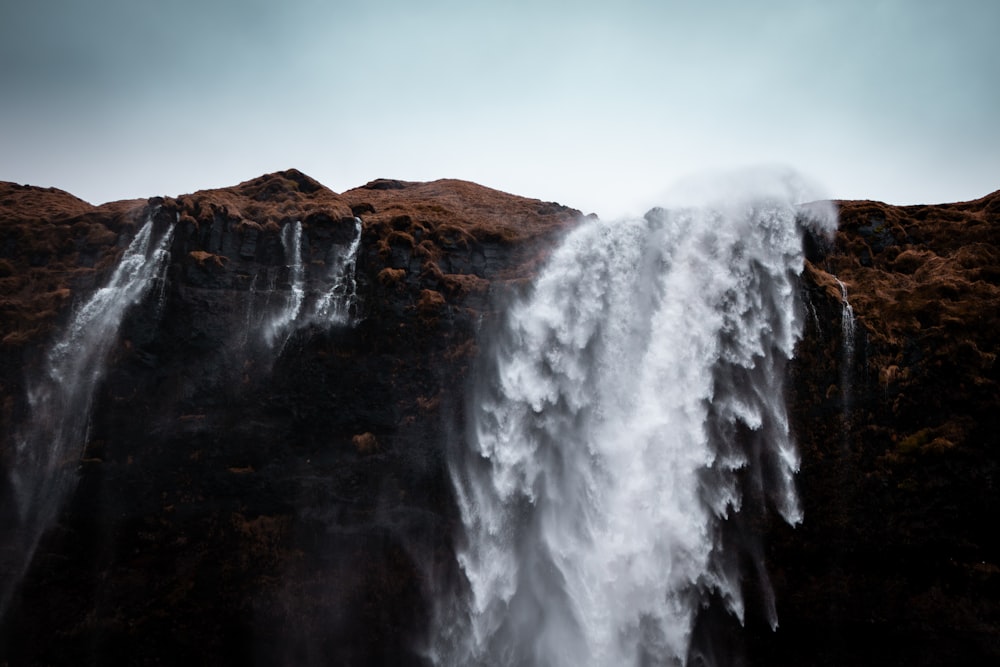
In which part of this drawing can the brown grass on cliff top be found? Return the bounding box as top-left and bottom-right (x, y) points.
(342, 178), (578, 244)
(163, 169), (354, 229)
(823, 189), (1000, 347)
(0, 182), (148, 346)
(162, 172), (579, 252)
(341, 178), (581, 283)
(0, 182), (94, 222)
(810, 189), (1000, 438)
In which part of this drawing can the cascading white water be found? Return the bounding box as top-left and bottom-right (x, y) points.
(264, 221), (306, 349)
(313, 216), (363, 325)
(2, 216), (174, 615)
(438, 183), (836, 666)
(261, 218), (363, 348)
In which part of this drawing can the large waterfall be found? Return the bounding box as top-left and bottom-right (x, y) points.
(1, 217), (174, 615)
(437, 182), (836, 666)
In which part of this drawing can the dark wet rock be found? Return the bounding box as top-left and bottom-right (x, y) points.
(749, 190), (1000, 667)
(0, 171), (579, 666)
(1, 174), (998, 666)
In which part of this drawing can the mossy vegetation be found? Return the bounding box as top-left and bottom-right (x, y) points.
(351, 432), (379, 455)
(188, 250), (228, 268)
(775, 188), (1000, 666)
(0, 183), (144, 347)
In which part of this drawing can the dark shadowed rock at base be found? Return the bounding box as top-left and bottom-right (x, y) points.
(0, 172), (998, 666)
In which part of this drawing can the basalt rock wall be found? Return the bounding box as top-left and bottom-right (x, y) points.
(757, 191), (1000, 666)
(0, 171), (579, 665)
(0, 173), (998, 666)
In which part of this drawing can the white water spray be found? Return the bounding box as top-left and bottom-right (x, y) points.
(313, 216), (363, 325)
(2, 216), (174, 615)
(264, 221), (306, 349)
(438, 183), (835, 666)
(261, 218), (362, 348)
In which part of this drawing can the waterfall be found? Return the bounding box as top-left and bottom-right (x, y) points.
(835, 278), (856, 419)
(264, 221), (306, 349)
(1, 216), (174, 615)
(261, 218), (362, 348)
(242, 271), (260, 348)
(836, 278), (856, 363)
(436, 186), (835, 666)
(312, 216), (363, 325)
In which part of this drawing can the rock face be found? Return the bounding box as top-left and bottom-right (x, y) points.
(0, 170), (578, 665)
(0, 172), (997, 665)
(757, 192), (1000, 666)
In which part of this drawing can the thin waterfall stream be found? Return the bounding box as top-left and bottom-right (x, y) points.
(261, 217), (363, 350)
(1, 211), (364, 619)
(1, 217), (174, 615)
(264, 221), (306, 350)
(313, 216), (363, 326)
(836, 278), (857, 419)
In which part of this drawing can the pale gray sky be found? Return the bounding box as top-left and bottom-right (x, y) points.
(2, 0), (998, 217)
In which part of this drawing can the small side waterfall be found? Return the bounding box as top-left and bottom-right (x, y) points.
(836, 278), (856, 365)
(313, 216), (363, 326)
(836, 278), (856, 416)
(261, 218), (363, 348)
(264, 221), (306, 349)
(1, 216), (174, 615)
(436, 186), (836, 666)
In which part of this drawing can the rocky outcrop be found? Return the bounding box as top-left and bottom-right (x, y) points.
(0, 170), (579, 665)
(1, 172), (997, 665)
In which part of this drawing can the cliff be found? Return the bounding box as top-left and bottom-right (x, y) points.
(0, 170), (579, 665)
(758, 191), (1000, 666)
(0, 172), (997, 665)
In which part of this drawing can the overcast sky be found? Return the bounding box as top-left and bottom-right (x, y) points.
(1, 0), (998, 217)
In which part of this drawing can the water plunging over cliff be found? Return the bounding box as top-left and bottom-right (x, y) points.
(264, 221), (306, 349)
(1, 217), (174, 615)
(836, 278), (856, 417)
(437, 186), (836, 666)
(262, 217), (362, 349)
(313, 216), (363, 326)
